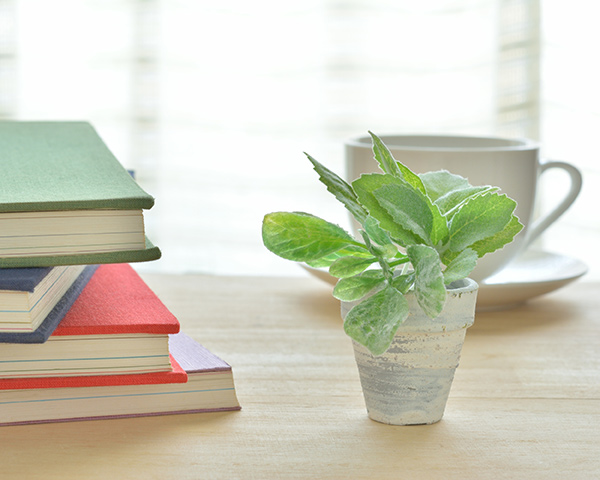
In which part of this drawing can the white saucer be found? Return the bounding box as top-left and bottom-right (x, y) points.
(476, 250), (588, 310)
(301, 250), (588, 311)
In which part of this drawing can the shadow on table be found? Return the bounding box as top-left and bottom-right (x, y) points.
(470, 289), (585, 335)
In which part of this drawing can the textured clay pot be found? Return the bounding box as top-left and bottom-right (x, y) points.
(341, 278), (478, 425)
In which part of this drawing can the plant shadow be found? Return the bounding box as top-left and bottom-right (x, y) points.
(298, 280), (342, 327)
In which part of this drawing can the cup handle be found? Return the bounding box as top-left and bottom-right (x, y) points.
(525, 160), (582, 245)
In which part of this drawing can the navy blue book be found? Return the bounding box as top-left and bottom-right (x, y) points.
(0, 267), (53, 291)
(0, 265), (98, 343)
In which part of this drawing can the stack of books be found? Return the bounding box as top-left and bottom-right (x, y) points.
(0, 121), (240, 426)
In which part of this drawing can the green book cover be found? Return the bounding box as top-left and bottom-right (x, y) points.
(0, 121), (155, 212)
(0, 237), (161, 268)
(0, 121), (161, 267)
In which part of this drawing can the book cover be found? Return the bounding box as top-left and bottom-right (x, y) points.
(0, 263), (180, 377)
(0, 121), (154, 212)
(0, 121), (161, 267)
(0, 266), (53, 292)
(0, 333), (241, 426)
(0, 265), (98, 343)
(53, 263), (180, 336)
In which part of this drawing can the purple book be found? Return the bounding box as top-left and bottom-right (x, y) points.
(0, 332), (241, 426)
(168, 330), (233, 373)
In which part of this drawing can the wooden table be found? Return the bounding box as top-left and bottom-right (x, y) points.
(2, 274), (599, 479)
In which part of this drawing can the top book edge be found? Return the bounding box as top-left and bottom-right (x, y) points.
(0, 121), (155, 212)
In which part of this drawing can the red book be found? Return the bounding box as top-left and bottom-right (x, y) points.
(54, 262), (180, 336)
(0, 264), (180, 379)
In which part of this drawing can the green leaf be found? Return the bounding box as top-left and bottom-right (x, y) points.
(390, 272), (415, 294)
(305, 245), (373, 268)
(373, 183), (433, 244)
(396, 162), (428, 195)
(437, 186), (499, 218)
(352, 174), (422, 246)
(363, 215), (393, 247)
(446, 192), (517, 254)
(333, 270), (385, 301)
(262, 212), (361, 262)
(369, 132), (428, 194)
(419, 170), (471, 202)
(419, 170), (500, 218)
(343, 284), (409, 356)
(443, 248), (477, 284)
(407, 245), (446, 318)
(372, 184), (449, 247)
(372, 243), (400, 260)
(305, 152), (368, 225)
(359, 228), (400, 267)
(468, 215), (524, 258)
(329, 255), (377, 278)
(368, 131), (402, 178)
(428, 201), (449, 246)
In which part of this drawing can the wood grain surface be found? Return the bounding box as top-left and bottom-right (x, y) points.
(1, 274), (598, 479)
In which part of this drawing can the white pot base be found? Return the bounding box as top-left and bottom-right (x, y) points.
(353, 329), (466, 425)
(344, 278), (479, 426)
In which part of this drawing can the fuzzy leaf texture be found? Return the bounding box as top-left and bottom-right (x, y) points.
(343, 284), (409, 355)
(419, 170), (499, 217)
(333, 270), (385, 301)
(329, 255), (377, 278)
(305, 246), (373, 268)
(468, 215), (524, 258)
(305, 152), (368, 225)
(363, 215), (393, 247)
(443, 248), (478, 285)
(363, 217), (401, 261)
(352, 174), (422, 246)
(368, 131), (403, 178)
(390, 273), (415, 294)
(262, 212), (361, 262)
(369, 131), (426, 194)
(373, 183), (449, 246)
(436, 186), (499, 218)
(446, 192), (518, 254)
(372, 183), (432, 243)
(419, 170), (471, 202)
(407, 245), (446, 318)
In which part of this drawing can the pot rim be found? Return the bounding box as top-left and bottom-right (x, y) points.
(445, 277), (479, 295)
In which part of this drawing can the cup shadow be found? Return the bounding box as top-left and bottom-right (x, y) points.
(469, 292), (582, 335)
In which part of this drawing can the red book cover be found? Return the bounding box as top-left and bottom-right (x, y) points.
(0, 355), (187, 390)
(52, 263), (180, 336)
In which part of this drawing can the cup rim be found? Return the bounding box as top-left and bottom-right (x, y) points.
(346, 134), (539, 152)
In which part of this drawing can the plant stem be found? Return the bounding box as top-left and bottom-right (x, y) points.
(360, 230), (394, 282)
(388, 257), (410, 268)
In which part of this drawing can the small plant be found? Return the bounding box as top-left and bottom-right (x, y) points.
(262, 132), (523, 355)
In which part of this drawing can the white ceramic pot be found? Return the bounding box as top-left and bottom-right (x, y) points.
(341, 278), (478, 425)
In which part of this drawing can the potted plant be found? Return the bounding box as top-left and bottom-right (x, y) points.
(262, 132), (523, 425)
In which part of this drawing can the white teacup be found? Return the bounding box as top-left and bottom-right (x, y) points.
(345, 134), (582, 283)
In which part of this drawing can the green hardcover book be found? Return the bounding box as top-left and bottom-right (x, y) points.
(0, 121), (161, 267)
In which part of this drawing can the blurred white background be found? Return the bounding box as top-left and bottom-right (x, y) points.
(1, 0), (598, 279)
